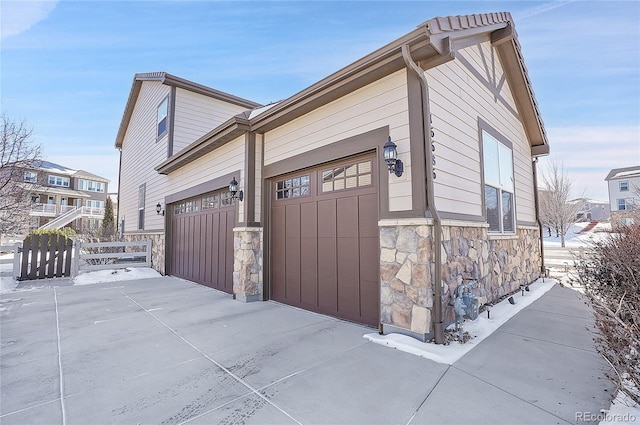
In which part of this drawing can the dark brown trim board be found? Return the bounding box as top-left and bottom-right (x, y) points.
(406, 69), (428, 217)
(167, 86), (177, 158)
(164, 171), (240, 204)
(244, 132), (256, 223)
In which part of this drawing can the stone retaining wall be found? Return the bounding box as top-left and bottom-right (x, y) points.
(380, 223), (541, 338)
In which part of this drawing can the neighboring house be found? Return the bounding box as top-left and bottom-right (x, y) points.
(16, 161), (109, 232)
(570, 198), (610, 222)
(605, 166), (640, 227)
(116, 12), (549, 342)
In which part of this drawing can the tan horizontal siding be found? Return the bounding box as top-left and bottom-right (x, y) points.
(427, 40), (535, 223)
(120, 81), (170, 232)
(173, 88), (249, 155)
(265, 70), (411, 211)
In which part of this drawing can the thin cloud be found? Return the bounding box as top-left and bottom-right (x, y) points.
(514, 0), (576, 21)
(1, 0), (59, 41)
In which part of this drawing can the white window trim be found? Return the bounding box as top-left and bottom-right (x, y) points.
(481, 128), (516, 234)
(48, 175), (70, 187)
(619, 181), (629, 192)
(157, 96), (169, 140)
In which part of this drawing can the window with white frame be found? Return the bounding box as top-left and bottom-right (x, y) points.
(619, 181), (629, 192)
(157, 96), (169, 139)
(138, 184), (146, 230)
(24, 171), (37, 183)
(482, 130), (515, 233)
(48, 175), (70, 187)
(78, 179), (105, 192)
(617, 198), (634, 211)
(86, 200), (104, 209)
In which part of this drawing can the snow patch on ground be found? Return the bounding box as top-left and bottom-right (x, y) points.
(365, 278), (556, 365)
(544, 222), (612, 247)
(599, 390), (640, 424)
(73, 268), (161, 285)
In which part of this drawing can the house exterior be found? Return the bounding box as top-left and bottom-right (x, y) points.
(18, 161), (109, 233)
(571, 198), (610, 222)
(605, 166), (640, 227)
(116, 12), (549, 342)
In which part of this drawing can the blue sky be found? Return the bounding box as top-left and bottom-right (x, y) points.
(1, 0), (639, 201)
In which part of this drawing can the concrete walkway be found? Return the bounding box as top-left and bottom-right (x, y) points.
(0, 276), (613, 424)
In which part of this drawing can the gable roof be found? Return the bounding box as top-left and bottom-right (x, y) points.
(153, 12), (550, 174)
(22, 160), (109, 182)
(114, 72), (261, 149)
(605, 165), (640, 181)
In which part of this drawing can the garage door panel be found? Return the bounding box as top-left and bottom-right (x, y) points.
(360, 278), (379, 326)
(337, 237), (360, 317)
(271, 206), (286, 301)
(225, 209), (235, 291)
(336, 197), (358, 238)
(285, 236), (301, 303)
(300, 202), (317, 238)
(285, 204), (301, 238)
(358, 194), (379, 238)
(170, 191), (235, 294)
(317, 236), (337, 312)
(317, 199), (336, 237)
(271, 153), (379, 327)
(300, 236), (318, 307)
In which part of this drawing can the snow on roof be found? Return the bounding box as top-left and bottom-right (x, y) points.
(32, 160), (77, 175)
(248, 102), (281, 119)
(605, 165), (640, 180)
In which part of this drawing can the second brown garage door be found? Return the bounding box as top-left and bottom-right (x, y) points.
(271, 154), (379, 326)
(170, 190), (235, 293)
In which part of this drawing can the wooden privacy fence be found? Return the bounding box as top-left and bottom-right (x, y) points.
(19, 234), (73, 280)
(9, 238), (152, 281)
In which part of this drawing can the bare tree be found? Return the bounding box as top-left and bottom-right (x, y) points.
(539, 161), (581, 247)
(0, 114), (42, 238)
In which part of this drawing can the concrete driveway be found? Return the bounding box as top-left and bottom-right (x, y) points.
(1, 276), (613, 424)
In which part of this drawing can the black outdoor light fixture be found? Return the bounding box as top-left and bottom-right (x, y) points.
(229, 177), (244, 201)
(383, 136), (404, 177)
(156, 202), (164, 216)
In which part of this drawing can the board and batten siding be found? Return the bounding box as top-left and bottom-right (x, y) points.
(264, 69), (412, 212)
(173, 88), (250, 155)
(120, 81), (171, 233)
(426, 40), (536, 223)
(165, 135), (246, 222)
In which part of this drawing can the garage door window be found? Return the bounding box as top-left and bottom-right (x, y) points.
(322, 159), (372, 193)
(276, 175), (310, 200)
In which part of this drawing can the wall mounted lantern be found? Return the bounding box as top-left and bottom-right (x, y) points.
(383, 136), (404, 177)
(229, 177), (244, 201)
(156, 202), (164, 216)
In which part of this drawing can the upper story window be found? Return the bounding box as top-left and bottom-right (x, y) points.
(24, 171), (37, 183)
(138, 184), (146, 230)
(78, 179), (105, 193)
(617, 198), (634, 211)
(482, 130), (514, 233)
(619, 181), (629, 192)
(157, 96), (169, 139)
(49, 175), (70, 187)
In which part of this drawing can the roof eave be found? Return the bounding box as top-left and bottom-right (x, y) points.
(155, 116), (250, 175)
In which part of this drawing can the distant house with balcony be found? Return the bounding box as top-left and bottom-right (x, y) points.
(605, 165), (640, 228)
(570, 198), (610, 222)
(19, 161), (110, 232)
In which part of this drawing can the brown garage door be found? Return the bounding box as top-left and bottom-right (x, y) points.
(170, 190), (235, 293)
(271, 154), (379, 326)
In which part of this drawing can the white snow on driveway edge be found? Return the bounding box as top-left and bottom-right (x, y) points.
(364, 277), (556, 365)
(73, 268), (161, 285)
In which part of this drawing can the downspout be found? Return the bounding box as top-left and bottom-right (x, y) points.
(402, 45), (444, 344)
(532, 157), (545, 276)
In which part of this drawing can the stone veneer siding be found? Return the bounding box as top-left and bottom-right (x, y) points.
(611, 210), (640, 229)
(233, 227), (263, 302)
(124, 232), (165, 275)
(380, 222), (541, 338)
